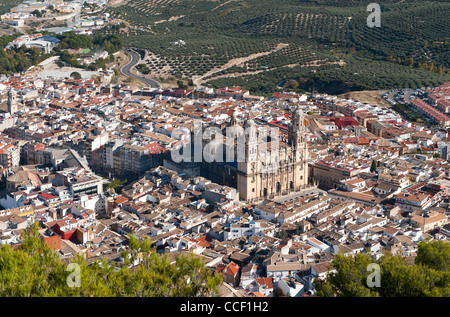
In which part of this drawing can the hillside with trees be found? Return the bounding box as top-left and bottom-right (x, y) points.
(103, 0), (450, 95)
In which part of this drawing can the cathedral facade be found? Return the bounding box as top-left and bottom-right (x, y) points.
(235, 107), (310, 203)
(165, 107), (311, 203)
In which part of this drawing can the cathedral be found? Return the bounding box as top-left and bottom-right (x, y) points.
(166, 106), (311, 203)
(234, 106), (310, 202)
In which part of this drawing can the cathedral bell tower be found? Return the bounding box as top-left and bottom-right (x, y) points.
(244, 113), (258, 163)
(289, 106), (308, 161)
(288, 106), (309, 191)
(289, 106), (306, 147)
(7, 87), (18, 114)
(237, 113), (259, 202)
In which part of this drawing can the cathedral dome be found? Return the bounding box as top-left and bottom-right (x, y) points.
(223, 111), (243, 137)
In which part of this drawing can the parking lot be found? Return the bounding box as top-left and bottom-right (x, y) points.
(383, 88), (427, 106)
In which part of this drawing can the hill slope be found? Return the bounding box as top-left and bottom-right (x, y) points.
(3, 0), (449, 95)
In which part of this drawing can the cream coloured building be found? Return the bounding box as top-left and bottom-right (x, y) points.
(235, 107), (310, 203)
(411, 211), (448, 232)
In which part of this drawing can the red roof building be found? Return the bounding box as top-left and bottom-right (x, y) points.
(329, 116), (360, 129)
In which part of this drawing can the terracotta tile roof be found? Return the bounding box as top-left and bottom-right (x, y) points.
(255, 277), (273, 289)
(223, 261), (239, 276)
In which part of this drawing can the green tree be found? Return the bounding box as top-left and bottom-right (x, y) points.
(286, 79), (299, 90)
(70, 71), (82, 80)
(379, 252), (450, 297)
(316, 241), (450, 297)
(316, 253), (379, 297)
(136, 64), (151, 74)
(177, 80), (188, 89)
(32, 10), (43, 18)
(370, 160), (377, 172)
(415, 240), (450, 271)
(104, 178), (128, 192)
(276, 228), (289, 240)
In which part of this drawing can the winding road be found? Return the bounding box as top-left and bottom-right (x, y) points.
(121, 49), (161, 88)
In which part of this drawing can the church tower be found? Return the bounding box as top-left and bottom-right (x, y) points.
(237, 113), (259, 202)
(243, 113), (258, 164)
(7, 87), (18, 114)
(288, 106), (309, 191)
(289, 106), (307, 149)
